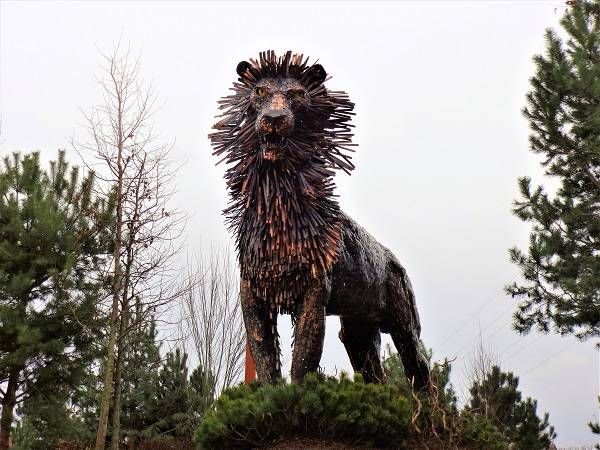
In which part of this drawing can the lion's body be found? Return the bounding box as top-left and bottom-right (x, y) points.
(329, 214), (398, 319)
(240, 212), (429, 386)
(211, 51), (430, 389)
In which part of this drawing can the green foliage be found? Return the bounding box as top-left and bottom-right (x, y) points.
(384, 347), (507, 450)
(18, 387), (94, 450)
(590, 396), (600, 450)
(466, 365), (555, 450)
(0, 150), (113, 445)
(457, 414), (507, 450)
(11, 420), (35, 450)
(118, 310), (162, 442)
(507, 1), (600, 338)
(195, 373), (412, 449)
(147, 348), (198, 438)
(135, 437), (196, 450)
(189, 364), (216, 419)
(63, 317), (210, 447)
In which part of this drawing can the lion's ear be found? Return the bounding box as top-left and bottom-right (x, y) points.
(236, 61), (252, 78)
(304, 64), (327, 85)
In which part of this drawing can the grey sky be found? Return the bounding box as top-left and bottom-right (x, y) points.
(1, 1), (598, 447)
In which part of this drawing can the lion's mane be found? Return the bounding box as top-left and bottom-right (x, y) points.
(210, 50), (355, 314)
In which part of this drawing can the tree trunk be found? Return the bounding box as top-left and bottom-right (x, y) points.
(95, 94), (125, 449)
(110, 300), (130, 450)
(110, 347), (123, 450)
(111, 201), (136, 450)
(0, 368), (20, 450)
(95, 256), (122, 449)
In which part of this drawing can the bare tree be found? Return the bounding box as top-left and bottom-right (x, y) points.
(72, 44), (188, 450)
(181, 249), (245, 407)
(464, 332), (500, 419)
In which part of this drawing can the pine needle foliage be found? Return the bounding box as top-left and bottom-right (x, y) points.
(507, 1), (600, 338)
(0, 150), (113, 448)
(466, 366), (555, 450)
(195, 373), (411, 449)
(383, 348), (508, 450)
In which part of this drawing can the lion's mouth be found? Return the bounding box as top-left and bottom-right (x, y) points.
(260, 133), (287, 161)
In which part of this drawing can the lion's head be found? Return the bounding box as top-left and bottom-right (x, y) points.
(211, 50), (355, 171)
(209, 51), (356, 312)
(241, 61), (324, 162)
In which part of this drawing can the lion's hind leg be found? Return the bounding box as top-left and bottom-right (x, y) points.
(389, 327), (430, 391)
(386, 260), (430, 391)
(339, 317), (385, 383)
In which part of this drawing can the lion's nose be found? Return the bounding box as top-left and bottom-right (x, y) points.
(262, 109), (294, 136)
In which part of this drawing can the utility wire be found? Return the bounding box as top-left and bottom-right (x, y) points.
(444, 301), (515, 360)
(521, 339), (580, 376)
(502, 333), (547, 363)
(434, 275), (518, 353)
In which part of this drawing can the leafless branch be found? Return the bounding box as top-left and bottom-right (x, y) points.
(180, 248), (245, 398)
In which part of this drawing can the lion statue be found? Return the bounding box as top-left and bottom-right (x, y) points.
(209, 50), (430, 389)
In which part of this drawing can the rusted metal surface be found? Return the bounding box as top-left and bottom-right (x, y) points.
(210, 50), (430, 389)
(244, 342), (256, 383)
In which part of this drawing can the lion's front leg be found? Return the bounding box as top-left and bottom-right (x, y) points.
(290, 278), (330, 383)
(240, 279), (281, 383)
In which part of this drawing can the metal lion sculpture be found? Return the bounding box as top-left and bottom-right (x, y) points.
(210, 50), (430, 389)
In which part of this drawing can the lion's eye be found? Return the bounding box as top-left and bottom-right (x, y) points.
(288, 89), (306, 101)
(254, 86), (268, 97)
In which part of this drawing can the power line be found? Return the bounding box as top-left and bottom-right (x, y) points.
(502, 333), (547, 364)
(497, 333), (533, 359)
(434, 276), (518, 353)
(521, 339), (580, 376)
(443, 301), (515, 360)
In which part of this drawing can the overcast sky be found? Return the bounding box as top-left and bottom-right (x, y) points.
(1, 1), (598, 447)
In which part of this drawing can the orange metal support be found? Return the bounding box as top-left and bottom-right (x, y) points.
(244, 341), (256, 384)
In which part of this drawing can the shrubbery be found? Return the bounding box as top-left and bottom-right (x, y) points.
(195, 371), (512, 450)
(195, 373), (411, 449)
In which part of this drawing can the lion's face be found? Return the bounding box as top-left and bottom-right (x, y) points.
(211, 51), (355, 182)
(250, 77), (310, 161)
(235, 59), (328, 163)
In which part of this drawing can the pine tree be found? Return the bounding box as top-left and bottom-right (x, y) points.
(0, 151), (112, 449)
(507, 1), (600, 338)
(189, 364), (216, 420)
(118, 307), (161, 444)
(18, 385), (94, 449)
(466, 365), (555, 450)
(148, 348), (196, 438)
(383, 344), (457, 411)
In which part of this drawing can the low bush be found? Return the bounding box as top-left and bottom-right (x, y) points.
(136, 437), (196, 449)
(195, 373), (411, 449)
(195, 371), (511, 450)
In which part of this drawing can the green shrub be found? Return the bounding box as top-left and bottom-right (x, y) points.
(136, 437), (196, 449)
(457, 414), (508, 450)
(195, 373), (411, 449)
(12, 420), (36, 450)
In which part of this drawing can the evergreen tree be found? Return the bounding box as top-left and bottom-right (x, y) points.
(0, 151), (112, 449)
(507, 1), (600, 338)
(18, 386), (94, 449)
(118, 307), (161, 444)
(383, 344), (457, 411)
(466, 365), (555, 450)
(148, 348), (195, 438)
(189, 364), (216, 419)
